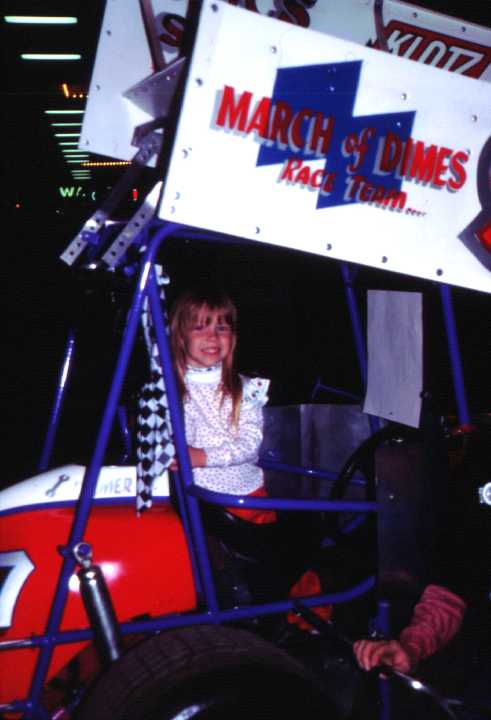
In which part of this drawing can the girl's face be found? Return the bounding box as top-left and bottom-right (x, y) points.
(184, 307), (234, 368)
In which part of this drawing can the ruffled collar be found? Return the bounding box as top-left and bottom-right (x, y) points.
(185, 362), (222, 384)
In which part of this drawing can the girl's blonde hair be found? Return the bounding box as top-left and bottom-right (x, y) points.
(169, 290), (243, 426)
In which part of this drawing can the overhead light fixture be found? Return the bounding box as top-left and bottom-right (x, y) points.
(58, 141), (80, 146)
(66, 160), (87, 164)
(21, 53), (81, 61)
(62, 149), (89, 154)
(5, 16), (78, 24)
(45, 110), (84, 115)
(81, 161), (131, 167)
(54, 133), (80, 137)
(51, 122), (82, 127)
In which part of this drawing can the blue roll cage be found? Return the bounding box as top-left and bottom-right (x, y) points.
(0, 217), (471, 718)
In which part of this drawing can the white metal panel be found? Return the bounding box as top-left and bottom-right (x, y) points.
(0, 466), (169, 512)
(374, 1), (491, 82)
(81, 0), (491, 162)
(158, 1), (491, 293)
(80, 0), (155, 161)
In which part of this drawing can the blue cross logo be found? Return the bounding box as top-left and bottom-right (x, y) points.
(257, 61), (415, 208)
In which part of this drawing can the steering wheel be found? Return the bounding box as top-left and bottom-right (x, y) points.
(323, 424), (418, 543)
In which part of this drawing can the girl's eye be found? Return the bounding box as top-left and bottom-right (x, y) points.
(217, 324), (230, 333)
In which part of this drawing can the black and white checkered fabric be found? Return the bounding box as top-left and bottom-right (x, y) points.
(136, 265), (175, 513)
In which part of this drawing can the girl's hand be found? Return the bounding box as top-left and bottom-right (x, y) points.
(169, 447), (207, 471)
(353, 639), (413, 674)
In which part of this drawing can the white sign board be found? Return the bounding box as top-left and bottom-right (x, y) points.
(157, 2), (491, 293)
(81, 0), (491, 161)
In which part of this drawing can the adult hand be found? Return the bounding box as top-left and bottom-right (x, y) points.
(353, 639), (413, 674)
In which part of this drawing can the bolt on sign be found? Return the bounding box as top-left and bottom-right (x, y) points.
(82, 1), (490, 292)
(157, 3), (490, 293)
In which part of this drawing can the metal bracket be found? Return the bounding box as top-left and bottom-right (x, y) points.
(102, 181), (163, 269)
(60, 131), (164, 266)
(139, 0), (167, 72)
(373, 0), (389, 52)
(123, 57), (186, 119)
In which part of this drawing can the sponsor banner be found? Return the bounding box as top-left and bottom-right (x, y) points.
(158, 2), (491, 293)
(0, 465), (169, 513)
(81, 0), (491, 161)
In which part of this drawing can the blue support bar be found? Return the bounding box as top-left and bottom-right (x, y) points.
(376, 600), (392, 720)
(311, 377), (361, 403)
(0, 575), (376, 655)
(259, 458), (367, 486)
(147, 270), (219, 613)
(116, 404), (133, 462)
(439, 284), (471, 427)
(38, 329), (76, 472)
(189, 485), (378, 513)
(27, 222), (179, 712)
(340, 263), (367, 387)
(340, 263), (381, 435)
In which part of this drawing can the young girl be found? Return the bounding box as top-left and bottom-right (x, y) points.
(169, 289), (330, 623)
(169, 289), (275, 524)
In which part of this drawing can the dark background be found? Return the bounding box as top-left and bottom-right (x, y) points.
(2, 1), (491, 488)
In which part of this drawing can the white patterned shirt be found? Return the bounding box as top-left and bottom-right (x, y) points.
(183, 364), (269, 495)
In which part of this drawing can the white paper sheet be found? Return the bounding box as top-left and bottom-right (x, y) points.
(363, 290), (423, 427)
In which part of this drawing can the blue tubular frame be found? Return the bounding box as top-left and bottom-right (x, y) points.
(439, 284), (471, 427)
(21, 222), (179, 716)
(340, 262), (381, 435)
(2, 219), (473, 720)
(340, 263), (368, 389)
(38, 329), (76, 472)
(116, 404), (133, 462)
(1, 221), (379, 718)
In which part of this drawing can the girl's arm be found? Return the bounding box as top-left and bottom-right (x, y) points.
(169, 403), (207, 470)
(187, 447), (207, 467)
(204, 402), (264, 467)
(205, 377), (269, 468)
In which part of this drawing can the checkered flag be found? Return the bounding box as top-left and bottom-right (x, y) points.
(136, 265), (175, 513)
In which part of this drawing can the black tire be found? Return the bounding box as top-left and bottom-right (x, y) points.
(74, 625), (337, 720)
